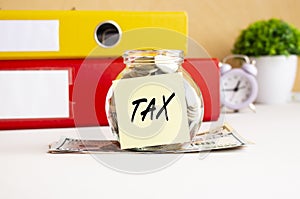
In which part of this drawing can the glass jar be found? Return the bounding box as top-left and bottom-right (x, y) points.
(105, 49), (204, 151)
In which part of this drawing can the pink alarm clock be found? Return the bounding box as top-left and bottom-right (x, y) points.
(220, 55), (258, 111)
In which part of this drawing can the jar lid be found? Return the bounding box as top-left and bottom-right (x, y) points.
(123, 49), (184, 65)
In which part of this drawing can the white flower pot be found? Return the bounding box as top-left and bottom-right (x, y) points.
(253, 55), (298, 104)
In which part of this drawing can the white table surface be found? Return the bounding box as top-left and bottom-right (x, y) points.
(1, 103), (300, 199)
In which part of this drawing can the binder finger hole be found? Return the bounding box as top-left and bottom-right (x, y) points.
(94, 21), (122, 48)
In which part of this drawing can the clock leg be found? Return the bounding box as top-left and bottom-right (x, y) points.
(248, 103), (256, 113)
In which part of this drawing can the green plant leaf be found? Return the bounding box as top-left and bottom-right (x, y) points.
(232, 18), (300, 56)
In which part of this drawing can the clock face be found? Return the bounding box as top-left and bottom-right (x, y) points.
(221, 69), (258, 110)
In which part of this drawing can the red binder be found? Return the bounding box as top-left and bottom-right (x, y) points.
(0, 58), (219, 129)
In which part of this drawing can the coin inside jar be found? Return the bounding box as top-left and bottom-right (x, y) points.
(105, 49), (204, 151)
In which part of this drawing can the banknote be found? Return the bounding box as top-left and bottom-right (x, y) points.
(48, 123), (249, 154)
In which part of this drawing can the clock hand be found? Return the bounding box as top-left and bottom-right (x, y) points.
(222, 88), (235, 91)
(233, 80), (241, 92)
(222, 81), (245, 92)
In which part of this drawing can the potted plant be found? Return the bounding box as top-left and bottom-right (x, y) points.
(232, 18), (300, 104)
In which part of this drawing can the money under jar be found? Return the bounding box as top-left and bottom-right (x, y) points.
(105, 49), (204, 151)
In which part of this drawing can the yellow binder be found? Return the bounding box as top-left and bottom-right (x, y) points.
(0, 10), (187, 60)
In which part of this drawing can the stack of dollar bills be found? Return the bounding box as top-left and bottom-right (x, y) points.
(48, 124), (249, 154)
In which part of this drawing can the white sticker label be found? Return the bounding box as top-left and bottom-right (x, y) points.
(112, 73), (190, 149)
(0, 70), (69, 119)
(0, 20), (59, 52)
